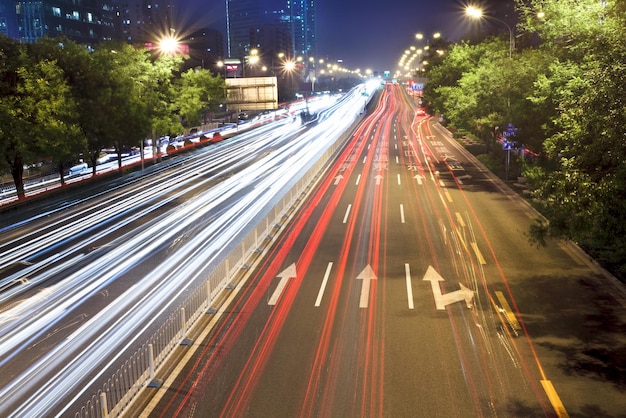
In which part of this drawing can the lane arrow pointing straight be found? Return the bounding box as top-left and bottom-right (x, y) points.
(414, 174), (424, 185)
(375, 175), (383, 185)
(357, 265), (377, 308)
(423, 265), (474, 310)
(334, 174), (344, 185)
(268, 263), (297, 305)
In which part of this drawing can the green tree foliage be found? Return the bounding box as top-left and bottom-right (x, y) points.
(425, 38), (551, 153)
(0, 37), (30, 197)
(0, 35), (188, 189)
(17, 60), (83, 185)
(424, 0), (625, 278)
(174, 68), (226, 128)
(517, 0), (626, 277)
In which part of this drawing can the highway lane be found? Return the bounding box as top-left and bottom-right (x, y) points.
(142, 82), (626, 417)
(0, 86), (377, 416)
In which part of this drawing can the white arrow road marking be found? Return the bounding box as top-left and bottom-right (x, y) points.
(357, 265), (377, 308)
(375, 175), (383, 185)
(268, 263), (297, 305)
(423, 265), (474, 310)
(315, 262), (333, 307)
(334, 174), (343, 185)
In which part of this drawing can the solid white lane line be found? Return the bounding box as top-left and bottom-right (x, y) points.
(315, 262), (333, 307)
(343, 204), (352, 224)
(405, 263), (414, 309)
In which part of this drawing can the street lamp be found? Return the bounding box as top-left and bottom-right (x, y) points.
(466, 5), (515, 58)
(157, 34), (180, 56)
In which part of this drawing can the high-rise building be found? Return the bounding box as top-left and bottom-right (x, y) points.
(183, 28), (224, 70)
(0, 0), (19, 38)
(249, 22), (292, 59)
(226, 0), (260, 59)
(288, 0), (315, 58)
(226, 0), (316, 60)
(15, 0), (116, 44)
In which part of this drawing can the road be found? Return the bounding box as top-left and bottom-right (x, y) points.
(138, 83), (626, 417)
(0, 86), (377, 416)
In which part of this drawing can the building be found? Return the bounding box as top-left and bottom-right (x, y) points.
(226, 0), (260, 59)
(15, 0), (116, 44)
(113, 0), (146, 42)
(249, 22), (292, 63)
(183, 28), (224, 70)
(226, 0), (316, 60)
(288, 0), (315, 58)
(0, 0), (19, 38)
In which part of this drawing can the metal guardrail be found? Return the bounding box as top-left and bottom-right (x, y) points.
(73, 116), (357, 418)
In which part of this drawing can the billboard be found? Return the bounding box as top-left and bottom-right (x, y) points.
(225, 77), (278, 111)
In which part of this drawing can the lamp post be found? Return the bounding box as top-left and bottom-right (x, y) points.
(466, 6), (514, 59)
(466, 6), (516, 179)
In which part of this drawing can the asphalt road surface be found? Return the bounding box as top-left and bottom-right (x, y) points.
(136, 83), (626, 418)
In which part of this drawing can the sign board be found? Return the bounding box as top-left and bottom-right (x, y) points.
(503, 123), (517, 139)
(225, 76), (278, 111)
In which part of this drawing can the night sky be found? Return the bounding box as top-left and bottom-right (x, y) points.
(175, 0), (471, 71)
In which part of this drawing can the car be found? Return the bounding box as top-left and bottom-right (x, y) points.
(69, 162), (88, 176)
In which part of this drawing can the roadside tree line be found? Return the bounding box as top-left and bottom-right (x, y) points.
(422, 0), (626, 279)
(0, 36), (226, 199)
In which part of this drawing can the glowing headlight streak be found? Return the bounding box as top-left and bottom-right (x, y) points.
(0, 85), (370, 415)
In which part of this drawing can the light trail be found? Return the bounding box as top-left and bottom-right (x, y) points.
(0, 86), (372, 415)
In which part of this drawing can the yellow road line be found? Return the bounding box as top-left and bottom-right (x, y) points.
(541, 380), (569, 418)
(470, 242), (486, 265)
(455, 212), (466, 228)
(495, 291), (521, 331)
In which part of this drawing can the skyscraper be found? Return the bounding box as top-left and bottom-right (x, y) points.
(289, 0), (315, 58)
(226, 0), (260, 59)
(226, 0), (316, 60)
(15, 0), (116, 44)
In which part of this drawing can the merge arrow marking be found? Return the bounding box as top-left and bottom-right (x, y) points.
(268, 263), (297, 305)
(423, 265), (474, 310)
(357, 265), (377, 308)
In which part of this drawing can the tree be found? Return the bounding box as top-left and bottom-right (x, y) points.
(427, 38), (551, 155)
(17, 60), (84, 185)
(174, 68), (226, 128)
(517, 0), (626, 278)
(0, 36), (41, 198)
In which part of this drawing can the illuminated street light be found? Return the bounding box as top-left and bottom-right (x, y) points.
(158, 35), (179, 56)
(466, 5), (514, 58)
(466, 5), (482, 19)
(284, 60), (296, 72)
